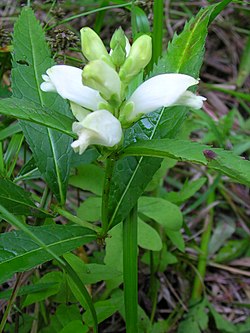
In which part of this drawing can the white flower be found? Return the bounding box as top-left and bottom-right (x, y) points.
(120, 73), (206, 124)
(71, 110), (123, 155)
(40, 65), (106, 112)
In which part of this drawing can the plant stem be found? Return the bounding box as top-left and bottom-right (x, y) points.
(191, 190), (215, 301)
(150, 0), (164, 69)
(46, 2), (133, 31)
(0, 273), (23, 333)
(54, 206), (101, 233)
(123, 204), (138, 333)
(101, 155), (115, 236)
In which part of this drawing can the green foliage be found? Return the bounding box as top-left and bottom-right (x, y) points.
(0, 177), (49, 217)
(0, 98), (74, 136)
(107, 6), (215, 228)
(0, 225), (96, 284)
(139, 196), (183, 231)
(122, 139), (250, 187)
(69, 164), (104, 196)
(11, 8), (73, 204)
(164, 177), (207, 205)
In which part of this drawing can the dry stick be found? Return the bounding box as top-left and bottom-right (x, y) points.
(191, 190), (215, 301)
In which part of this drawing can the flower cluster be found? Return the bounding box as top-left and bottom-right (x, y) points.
(41, 27), (205, 155)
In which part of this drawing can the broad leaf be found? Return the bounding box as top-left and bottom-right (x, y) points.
(0, 177), (49, 217)
(107, 6), (214, 228)
(0, 98), (74, 137)
(0, 225), (96, 284)
(122, 138), (208, 164)
(123, 139), (250, 187)
(139, 196), (183, 231)
(12, 8), (73, 204)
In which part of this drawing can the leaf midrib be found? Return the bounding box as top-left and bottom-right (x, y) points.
(27, 10), (64, 203)
(0, 234), (96, 266)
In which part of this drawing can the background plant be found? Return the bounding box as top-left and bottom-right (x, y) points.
(0, 1), (250, 333)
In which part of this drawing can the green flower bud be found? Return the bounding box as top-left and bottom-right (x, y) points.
(80, 27), (113, 66)
(119, 35), (152, 84)
(110, 28), (127, 67)
(82, 60), (121, 103)
(110, 27), (126, 50)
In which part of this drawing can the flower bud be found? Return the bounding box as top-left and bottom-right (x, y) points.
(82, 60), (121, 103)
(80, 27), (113, 66)
(110, 27), (126, 50)
(119, 35), (152, 84)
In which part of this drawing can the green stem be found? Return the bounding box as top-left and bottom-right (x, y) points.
(150, 0), (164, 69)
(0, 273), (23, 333)
(191, 190), (215, 302)
(54, 206), (101, 233)
(123, 204), (138, 333)
(46, 2), (133, 31)
(93, 0), (109, 34)
(101, 156), (116, 236)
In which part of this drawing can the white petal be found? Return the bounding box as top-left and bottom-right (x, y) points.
(127, 73), (199, 120)
(40, 65), (105, 111)
(70, 102), (91, 122)
(125, 36), (131, 56)
(174, 91), (206, 109)
(71, 110), (123, 154)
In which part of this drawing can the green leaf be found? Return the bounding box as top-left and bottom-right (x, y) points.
(64, 253), (122, 284)
(107, 7), (213, 228)
(77, 197), (102, 222)
(207, 148), (250, 187)
(122, 138), (208, 164)
(0, 282), (58, 300)
(82, 290), (124, 326)
(208, 303), (236, 333)
(22, 271), (62, 307)
(0, 98), (74, 137)
(165, 229), (185, 252)
(138, 219), (162, 251)
(164, 177), (207, 205)
(0, 225), (96, 284)
(178, 298), (209, 333)
(0, 177), (49, 217)
(12, 7), (73, 204)
(69, 164), (104, 196)
(214, 239), (249, 263)
(123, 139), (250, 187)
(139, 196), (183, 231)
(41, 304), (85, 333)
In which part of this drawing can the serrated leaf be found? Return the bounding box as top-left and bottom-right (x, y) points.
(207, 148), (250, 187)
(0, 225), (96, 284)
(0, 177), (49, 217)
(0, 98), (74, 137)
(107, 7), (213, 229)
(122, 138), (208, 164)
(12, 7), (73, 204)
(123, 139), (250, 187)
